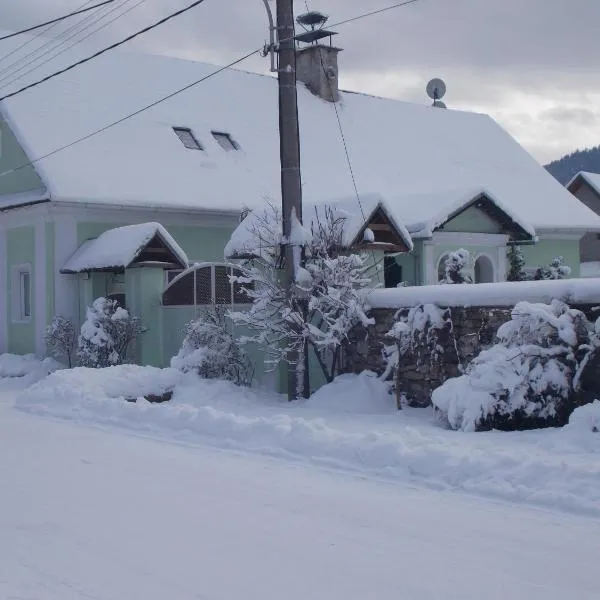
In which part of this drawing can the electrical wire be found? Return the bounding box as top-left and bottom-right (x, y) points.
(0, 0), (115, 41)
(0, 0), (424, 180)
(0, 0), (145, 91)
(0, 0), (100, 73)
(0, 0), (203, 101)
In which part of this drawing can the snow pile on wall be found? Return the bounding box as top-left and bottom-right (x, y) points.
(368, 278), (600, 309)
(14, 369), (600, 515)
(568, 401), (600, 433)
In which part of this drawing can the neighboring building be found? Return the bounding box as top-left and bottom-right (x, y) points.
(566, 171), (600, 277)
(1, 31), (599, 374)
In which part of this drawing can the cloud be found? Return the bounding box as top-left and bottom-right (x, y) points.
(1, 0), (599, 163)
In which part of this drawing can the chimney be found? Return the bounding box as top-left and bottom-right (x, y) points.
(296, 44), (342, 102)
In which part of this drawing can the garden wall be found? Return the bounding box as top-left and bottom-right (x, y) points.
(345, 279), (600, 406)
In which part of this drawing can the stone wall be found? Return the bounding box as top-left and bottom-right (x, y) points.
(344, 303), (600, 407)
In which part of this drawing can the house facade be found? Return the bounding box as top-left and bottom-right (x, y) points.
(567, 171), (600, 276)
(1, 32), (600, 383)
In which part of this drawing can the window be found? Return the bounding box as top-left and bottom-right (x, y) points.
(162, 263), (252, 306)
(173, 127), (203, 150)
(12, 264), (32, 322)
(211, 131), (239, 151)
(384, 255), (403, 288)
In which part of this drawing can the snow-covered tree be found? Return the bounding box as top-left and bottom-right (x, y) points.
(171, 306), (253, 387)
(440, 249), (473, 284)
(45, 316), (76, 367)
(506, 245), (527, 281)
(534, 256), (572, 280)
(432, 300), (599, 431)
(77, 297), (143, 368)
(229, 204), (374, 396)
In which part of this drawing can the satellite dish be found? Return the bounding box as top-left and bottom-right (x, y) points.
(433, 100), (447, 109)
(426, 78), (447, 101)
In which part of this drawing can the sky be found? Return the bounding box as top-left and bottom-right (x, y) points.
(1, 0), (599, 164)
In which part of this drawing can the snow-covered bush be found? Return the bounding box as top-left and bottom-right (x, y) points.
(77, 297), (143, 368)
(229, 204), (373, 396)
(385, 304), (453, 408)
(45, 316), (76, 367)
(534, 256), (571, 280)
(568, 400), (600, 433)
(440, 249), (472, 284)
(432, 300), (598, 431)
(171, 307), (253, 387)
(506, 245), (527, 282)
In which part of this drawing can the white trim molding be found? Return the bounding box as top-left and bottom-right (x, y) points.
(34, 219), (46, 355)
(0, 228), (6, 353)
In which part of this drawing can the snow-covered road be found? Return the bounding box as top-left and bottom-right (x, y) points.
(1, 386), (598, 600)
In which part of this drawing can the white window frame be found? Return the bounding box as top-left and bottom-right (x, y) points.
(11, 263), (32, 323)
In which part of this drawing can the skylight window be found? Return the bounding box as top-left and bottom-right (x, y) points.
(212, 131), (239, 151)
(173, 127), (203, 150)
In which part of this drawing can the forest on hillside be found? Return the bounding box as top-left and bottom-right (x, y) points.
(545, 146), (600, 184)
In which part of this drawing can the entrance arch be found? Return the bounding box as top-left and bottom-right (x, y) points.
(474, 255), (494, 283)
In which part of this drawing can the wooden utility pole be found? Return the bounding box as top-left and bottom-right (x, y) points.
(276, 0), (305, 400)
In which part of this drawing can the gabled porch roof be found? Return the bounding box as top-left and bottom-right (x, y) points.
(61, 222), (188, 274)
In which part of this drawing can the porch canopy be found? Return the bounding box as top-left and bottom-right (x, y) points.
(61, 222), (189, 274)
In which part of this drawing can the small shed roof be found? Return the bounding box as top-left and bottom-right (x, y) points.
(61, 222), (188, 273)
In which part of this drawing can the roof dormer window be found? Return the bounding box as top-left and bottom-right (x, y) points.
(173, 127), (203, 150)
(212, 131), (239, 151)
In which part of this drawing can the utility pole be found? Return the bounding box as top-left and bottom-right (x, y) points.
(276, 0), (305, 400)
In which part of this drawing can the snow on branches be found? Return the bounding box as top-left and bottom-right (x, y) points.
(45, 316), (76, 367)
(171, 307), (253, 387)
(229, 203), (374, 393)
(432, 299), (600, 431)
(77, 297), (143, 368)
(440, 248), (472, 284)
(534, 256), (572, 280)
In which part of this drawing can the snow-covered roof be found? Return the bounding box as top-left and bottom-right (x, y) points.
(225, 194), (413, 258)
(61, 222), (188, 273)
(1, 32), (599, 233)
(567, 171), (600, 196)
(386, 187), (536, 239)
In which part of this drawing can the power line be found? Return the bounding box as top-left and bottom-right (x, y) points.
(0, 0), (424, 178)
(0, 0), (203, 102)
(0, 0), (120, 85)
(0, 1), (97, 69)
(0, 0), (116, 42)
(0, 0), (146, 92)
(331, 0), (421, 28)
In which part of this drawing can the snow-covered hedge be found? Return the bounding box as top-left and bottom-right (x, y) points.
(171, 308), (253, 387)
(78, 297), (143, 368)
(432, 300), (599, 431)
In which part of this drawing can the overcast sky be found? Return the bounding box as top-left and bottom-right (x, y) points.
(2, 0), (599, 163)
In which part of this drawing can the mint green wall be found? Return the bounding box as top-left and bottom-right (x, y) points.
(390, 248), (420, 286)
(521, 239), (580, 278)
(166, 225), (234, 262)
(6, 226), (35, 354)
(77, 223), (121, 244)
(45, 222), (55, 323)
(0, 118), (45, 195)
(442, 205), (503, 234)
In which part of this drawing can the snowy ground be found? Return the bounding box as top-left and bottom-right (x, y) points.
(1, 362), (600, 598)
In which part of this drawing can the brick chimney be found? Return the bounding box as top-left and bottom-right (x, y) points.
(296, 44), (342, 102)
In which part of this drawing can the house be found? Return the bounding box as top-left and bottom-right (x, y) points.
(566, 171), (600, 277)
(1, 30), (599, 378)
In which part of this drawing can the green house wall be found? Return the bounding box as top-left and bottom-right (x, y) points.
(0, 117), (45, 195)
(441, 205), (504, 234)
(521, 238), (580, 278)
